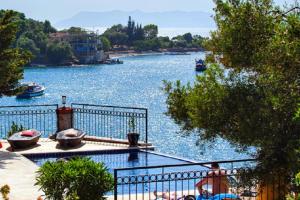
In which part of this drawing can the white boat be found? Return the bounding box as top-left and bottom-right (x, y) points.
(17, 82), (45, 98)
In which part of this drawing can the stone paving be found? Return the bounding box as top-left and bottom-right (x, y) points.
(0, 138), (144, 200)
(1, 138), (130, 155)
(0, 150), (43, 200)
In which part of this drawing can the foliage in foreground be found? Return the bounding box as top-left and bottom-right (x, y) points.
(0, 10), (31, 97)
(35, 157), (114, 200)
(164, 0), (300, 195)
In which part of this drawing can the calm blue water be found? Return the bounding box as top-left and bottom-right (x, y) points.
(26, 150), (207, 194)
(26, 151), (204, 173)
(0, 52), (250, 162)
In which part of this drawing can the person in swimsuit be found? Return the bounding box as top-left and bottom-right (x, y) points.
(195, 162), (229, 196)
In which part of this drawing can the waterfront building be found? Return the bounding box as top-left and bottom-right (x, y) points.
(50, 30), (107, 64)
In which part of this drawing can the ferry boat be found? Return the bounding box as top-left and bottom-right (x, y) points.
(195, 59), (207, 72)
(17, 82), (45, 98)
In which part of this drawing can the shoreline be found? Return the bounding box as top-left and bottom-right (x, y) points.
(28, 49), (204, 67)
(108, 48), (204, 59)
(109, 51), (164, 59)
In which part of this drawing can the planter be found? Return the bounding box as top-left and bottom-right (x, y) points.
(127, 132), (140, 147)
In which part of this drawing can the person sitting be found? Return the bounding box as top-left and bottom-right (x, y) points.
(195, 162), (229, 197)
(153, 190), (176, 200)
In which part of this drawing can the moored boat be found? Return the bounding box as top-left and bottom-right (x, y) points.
(164, 52), (190, 55)
(104, 58), (124, 64)
(195, 59), (207, 72)
(17, 82), (45, 98)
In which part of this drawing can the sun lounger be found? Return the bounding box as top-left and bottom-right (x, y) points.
(8, 129), (41, 149)
(56, 128), (86, 147)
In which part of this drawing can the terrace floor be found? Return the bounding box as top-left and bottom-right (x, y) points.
(0, 138), (152, 200)
(1, 138), (133, 155)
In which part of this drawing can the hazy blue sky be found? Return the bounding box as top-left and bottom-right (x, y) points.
(0, 0), (295, 23)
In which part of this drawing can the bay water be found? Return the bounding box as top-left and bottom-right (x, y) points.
(0, 52), (250, 162)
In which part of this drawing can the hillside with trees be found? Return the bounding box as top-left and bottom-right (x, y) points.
(0, 10), (77, 66)
(102, 16), (207, 52)
(1, 10), (207, 66)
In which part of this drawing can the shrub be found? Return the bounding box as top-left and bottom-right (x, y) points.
(7, 122), (25, 138)
(35, 157), (114, 200)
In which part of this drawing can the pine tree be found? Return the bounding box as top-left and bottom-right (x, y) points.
(0, 10), (31, 97)
(127, 16), (135, 45)
(164, 0), (300, 196)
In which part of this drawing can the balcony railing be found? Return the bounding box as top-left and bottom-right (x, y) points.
(0, 104), (59, 138)
(113, 159), (286, 200)
(72, 103), (148, 143)
(0, 103), (148, 143)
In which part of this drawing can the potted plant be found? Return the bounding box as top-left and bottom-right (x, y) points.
(127, 116), (140, 147)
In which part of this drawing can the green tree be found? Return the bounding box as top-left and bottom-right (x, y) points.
(47, 41), (73, 64)
(133, 38), (161, 51)
(191, 35), (206, 48)
(103, 24), (128, 45)
(164, 0), (300, 195)
(134, 23), (144, 41)
(157, 36), (172, 49)
(127, 16), (135, 44)
(0, 10), (31, 97)
(100, 36), (111, 51)
(67, 27), (86, 34)
(0, 10), (57, 63)
(43, 20), (56, 34)
(183, 32), (193, 43)
(17, 35), (40, 56)
(143, 24), (158, 40)
(106, 32), (128, 45)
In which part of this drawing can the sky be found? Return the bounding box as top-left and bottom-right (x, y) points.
(0, 0), (296, 23)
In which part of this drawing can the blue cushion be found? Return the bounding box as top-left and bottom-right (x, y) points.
(197, 193), (239, 200)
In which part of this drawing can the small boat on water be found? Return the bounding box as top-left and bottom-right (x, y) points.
(17, 82), (45, 98)
(195, 59), (207, 72)
(164, 52), (190, 55)
(104, 58), (123, 65)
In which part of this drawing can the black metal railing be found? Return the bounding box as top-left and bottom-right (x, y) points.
(71, 103), (148, 143)
(0, 104), (58, 138)
(113, 159), (285, 200)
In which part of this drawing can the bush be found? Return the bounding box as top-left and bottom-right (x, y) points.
(100, 36), (111, 51)
(7, 122), (25, 138)
(133, 38), (161, 51)
(36, 157), (114, 200)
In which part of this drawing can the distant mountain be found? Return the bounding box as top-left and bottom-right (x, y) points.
(55, 10), (215, 29)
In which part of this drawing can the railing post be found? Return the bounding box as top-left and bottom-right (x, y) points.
(56, 106), (73, 132)
(145, 109), (148, 144)
(114, 169), (118, 200)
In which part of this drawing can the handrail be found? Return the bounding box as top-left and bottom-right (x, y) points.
(114, 158), (256, 171)
(0, 104), (58, 108)
(71, 103), (147, 111)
